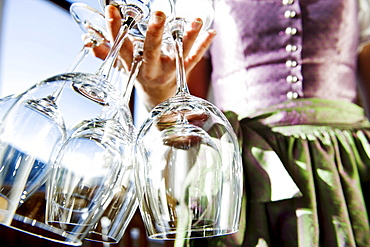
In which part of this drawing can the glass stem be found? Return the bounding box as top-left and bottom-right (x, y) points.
(173, 19), (190, 96)
(66, 45), (91, 73)
(122, 40), (144, 105)
(48, 41), (95, 104)
(95, 15), (140, 79)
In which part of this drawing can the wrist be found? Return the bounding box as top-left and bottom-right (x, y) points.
(135, 79), (177, 110)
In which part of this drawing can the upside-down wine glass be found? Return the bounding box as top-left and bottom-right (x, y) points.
(84, 38), (169, 244)
(61, 41), (144, 244)
(0, 2), (140, 246)
(45, 104), (134, 242)
(67, 3), (109, 72)
(78, 0), (174, 243)
(18, 3), (111, 207)
(81, 0), (175, 243)
(45, 0), (176, 242)
(135, 0), (243, 240)
(64, 49), (141, 243)
(0, 3), (112, 246)
(0, 4), (110, 221)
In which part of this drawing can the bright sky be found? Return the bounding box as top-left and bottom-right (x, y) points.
(0, 0), (151, 127)
(0, 0), (103, 97)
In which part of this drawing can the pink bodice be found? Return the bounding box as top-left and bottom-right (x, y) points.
(210, 0), (360, 117)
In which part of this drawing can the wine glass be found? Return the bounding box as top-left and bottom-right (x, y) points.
(79, 40), (142, 244)
(0, 81), (67, 226)
(53, 86), (137, 244)
(67, 2), (109, 72)
(19, 3), (111, 204)
(0, 2), (124, 244)
(134, 0), (243, 239)
(44, 0), (175, 241)
(46, 109), (134, 242)
(81, 0), (174, 243)
(0, 4), (110, 216)
(135, 115), (225, 239)
(0, 214), (82, 246)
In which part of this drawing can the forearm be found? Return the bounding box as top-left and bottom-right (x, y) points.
(358, 83), (370, 118)
(357, 44), (370, 118)
(135, 78), (177, 111)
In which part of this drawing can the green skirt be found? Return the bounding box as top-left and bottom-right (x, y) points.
(186, 98), (370, 247)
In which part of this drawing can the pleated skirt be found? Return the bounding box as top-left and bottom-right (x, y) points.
(185, 98), (370, 247)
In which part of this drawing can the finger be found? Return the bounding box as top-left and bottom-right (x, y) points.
(182, 18), (204, 58)
(184, 29), (217, 72)
(105, 5), (122, 43)
(91, 42), (110, 60)
(141, 11), (167, 77)
(105, 5), (133, 69)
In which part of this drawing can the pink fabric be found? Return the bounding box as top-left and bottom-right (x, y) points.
(210, 0), (360, 117)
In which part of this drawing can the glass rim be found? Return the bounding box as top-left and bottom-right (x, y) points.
(147, 227), (238, 240)
(1, 214), (83, 246)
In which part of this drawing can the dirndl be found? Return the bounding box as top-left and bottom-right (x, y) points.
(185, 98), (370, 247)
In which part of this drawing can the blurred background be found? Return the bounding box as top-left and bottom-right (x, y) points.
(0, 0), (147, 126)
(0, 0), (103, 97)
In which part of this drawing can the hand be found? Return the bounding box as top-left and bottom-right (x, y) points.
(92, 5), (216, 109)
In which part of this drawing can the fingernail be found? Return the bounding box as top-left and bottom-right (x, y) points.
(192, 18), (203, 30)
(105, 6), (114, 21)
(209, 29), (217, 37)
(151, 13), (164, 25)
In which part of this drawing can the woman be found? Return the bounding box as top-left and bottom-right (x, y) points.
(95, 0), (370, 246)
